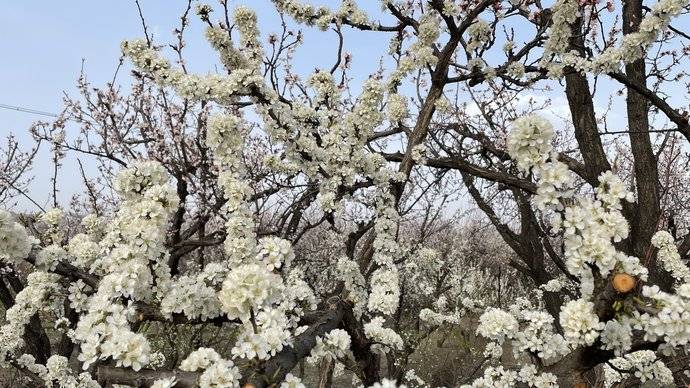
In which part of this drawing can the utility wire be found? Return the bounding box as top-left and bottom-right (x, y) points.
(0, 103), (58, 117)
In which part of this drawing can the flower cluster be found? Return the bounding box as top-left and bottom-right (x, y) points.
(257, 236), (295, 270)
(271, 0), (334, 30)
(180, 347), (241, 387)
(151, 377), (177, 388)
(509, 116), (644, 282)
(0, 271), (60, 364)
(40, 208), (64, 243)
(121, 39), (263, 103)
(476, 307), (519, 343)
(506, 115), (554, 172)
(70, 161), (178, 371)
(386, 93), (409, 123)
(651, 231), (690, 283)
(230, 308), (293, 360)
(389, 12), (439, 87)
(218, 263), (283, 320)
(280, 373), (306, 388)
(600, 318), (633, 356)
(35, 244), (68, 271)
(0, 209), (35, 261)
(337, 257), (368, 318)
(369, 379), (407, 388)
(542, 0), (688, 76)
(636, 285), (690, 347)
(418, 307), (460, 326)
(18, 355), (100, 388)
(363, 316), (404, 351)
(67, 233), (100, 268)
(540, 0), (579, 63)
(233, 6), (263, 70)
(159, 269), (223, 321)
(512, 310), (569, 362)
(460, 365), (558, 388)
(308, 328), (351, 362)
(559, 299), (604, 346)
(367, 194), (402, 319)
(367, 267), (400, 316)
(466, 19), (492, 52)
(603, 350), (674, 387)
(122, 5), (409, 368)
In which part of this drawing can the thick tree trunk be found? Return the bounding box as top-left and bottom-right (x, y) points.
(621, 0), (671, 291)
(564, 72), (611, 186)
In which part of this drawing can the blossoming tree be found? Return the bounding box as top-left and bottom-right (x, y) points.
(3, 0), (690, 386)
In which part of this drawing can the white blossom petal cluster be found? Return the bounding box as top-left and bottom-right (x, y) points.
(233, 6), (263, 70)
(540, 0), (579, 63)
(509, 116), (643, 280)
(367, 194), (402, 320)
(635, 285), (690, 346)
(506, 115), (554, 172)
(218, 263), (283, 320)
(257, 236), (295, 270)
(159, 270), (223, 321)
(460, 365), (557, 388)
(121, 3), (411, 364)
(651, 231), (690, 283)
(369, 379), (407, 388)
(403, 369), (428, 387)
(386, 93), (409, 123)
(388, 12), (440, 86)
(274, 0), (371, 30)
(542, 0), (688, 76)
(0, 271), (61, 364)
(151, 377), (177, 388)
(39, 207), (64, 227)
(204, 101), (310, 361)
(231, 307), (293, 360)
(603, 350), (674, 387)
(121, 38), (263, 103)
(199, 359), (242, 388)
(367, 267), (400, 316)
(0, 209), (35, 261)
(69, 161), (178, 371)
(418, 307), (460, 326)
(476, 307), (519, 343)
(34, 355), (101, 388)
(559, 299), (604, 346)
(40, 207), (64, 243)
(308, 328), (351, 362)
(180, 347), (222, 371)
(337, 257), (368, 318)
(513, 310), (569, 362)
(180, 348), (241, 388)
(68, 279), (91, 312)
(475, 300), (569, 367)
(466, 19), (492, 52)
(465, 113), (690, 385)
(34, 244), (68, 271)
(280, 373), (306, 388)
(363, 316), (404, 351)
(600, 318), (633, 356)
(68, 233), (100, 268)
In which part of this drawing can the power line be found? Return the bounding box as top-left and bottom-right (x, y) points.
(0, 103), (58, 118)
